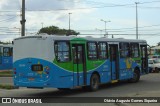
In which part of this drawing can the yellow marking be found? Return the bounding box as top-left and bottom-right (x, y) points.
(38, 61), (40, 64)
(111, 80), (118, 83)
(37, 71), (43, 74)
(126, 58), (132, 69)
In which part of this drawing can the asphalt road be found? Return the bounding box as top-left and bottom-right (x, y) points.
(0, 73), (160, 97)
(0, 73), (160, 106)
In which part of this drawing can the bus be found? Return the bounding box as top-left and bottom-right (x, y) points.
(0, 44), (13, 70)
(13, 35), (148, 91)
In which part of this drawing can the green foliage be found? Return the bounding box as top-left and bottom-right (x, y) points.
(0, 84), (16, 90)
(0, 41), (12, 44)
(38, 26), (80, 35)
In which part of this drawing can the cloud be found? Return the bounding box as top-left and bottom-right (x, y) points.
(0, 0), (20, 10)
(24, 0), (93, 33)
(0, 0), (93, 41)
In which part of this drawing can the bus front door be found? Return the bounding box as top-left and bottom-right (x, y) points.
(109, 44), (119, 81)
(72, 44), (87, 87)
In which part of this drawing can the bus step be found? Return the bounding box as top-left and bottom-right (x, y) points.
(74, 86), (82, 89)
(111, 80), (118, 83)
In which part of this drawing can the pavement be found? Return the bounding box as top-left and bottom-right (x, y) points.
(0, 73), (160, 106)
(0, 89), (159, 106)
(118, 91), (160, 106)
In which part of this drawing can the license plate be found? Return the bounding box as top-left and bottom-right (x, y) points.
(28, 78), (35, 81)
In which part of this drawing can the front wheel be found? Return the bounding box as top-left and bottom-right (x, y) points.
(155, 67), (159, 73)
(90, 73), (100, 91)
(129, 69), (140, 83)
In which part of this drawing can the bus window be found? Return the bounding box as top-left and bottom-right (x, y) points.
(3, 47), (10, 57)
(54, 41), (70, 62)
(130, 43), (139, 58)
(73, 45), (83, 64)
(0, 47), (2, 56)
(88, 42), (98, 60)
(98, 42), (108, 59)
(0, 47), (2, 64)
(10, 47), (13, 56)
(119, 43), (129, 58)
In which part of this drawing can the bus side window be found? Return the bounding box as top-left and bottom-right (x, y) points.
(130, 43), (139, 58)
(10, 47), (13, 56)
(3, 47), (10, 57)
(54, 41), (70, 62)
(87, 42), (98, 60)
(98, 42), (108, 59)
(119, 43), (129, 58)
(0, 47), (2, 56)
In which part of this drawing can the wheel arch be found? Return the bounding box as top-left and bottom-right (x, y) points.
(134, 66), (140, 73)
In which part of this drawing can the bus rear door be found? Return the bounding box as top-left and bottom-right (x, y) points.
(72, 44), (87, 87)
(140, 44), (148, 74)
(109, 44), (119, 82)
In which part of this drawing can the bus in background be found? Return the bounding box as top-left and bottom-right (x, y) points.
(13, 35), (148, 91)
(0, 44), (13, 70)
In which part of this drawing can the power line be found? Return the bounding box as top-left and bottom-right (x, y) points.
(79, 33), (160, 36)
(25, 0), (160, 11)
(0, 16), (17, 23)
(138, 6), (160, 9)
(105, 24), (160, 31)
(0, 10), (19, 12)
(138, 0), (160, 4)
(74, 24), (160, 32)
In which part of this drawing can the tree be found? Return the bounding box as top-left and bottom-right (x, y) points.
(38, 26), (79, 35)
(0, 41), (11, 44)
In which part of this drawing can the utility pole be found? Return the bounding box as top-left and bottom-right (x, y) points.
(100, 19), (110, 37)
(68, 13), (72, 36)
(135, 2), (139, 39)
(20, 0), (26, 36)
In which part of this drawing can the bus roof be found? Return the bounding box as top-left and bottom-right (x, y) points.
(0, 44), (13, 47)
(14, 34), (147, 43)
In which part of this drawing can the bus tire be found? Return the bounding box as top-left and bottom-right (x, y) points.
(155, 67), (159, 73)
(90, 73), (100, 91)
(129, 69), (140, 83)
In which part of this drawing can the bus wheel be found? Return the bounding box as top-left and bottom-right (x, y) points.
(129, 69), (140, 83)
(90, 73), (100, 91)
(155, 67), (159, 73)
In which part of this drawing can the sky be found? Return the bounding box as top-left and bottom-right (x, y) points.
(0, 0), (160, 46)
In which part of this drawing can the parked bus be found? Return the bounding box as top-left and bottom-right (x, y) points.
(0, 44), (13, 70)
(13, 35), (148, 91)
